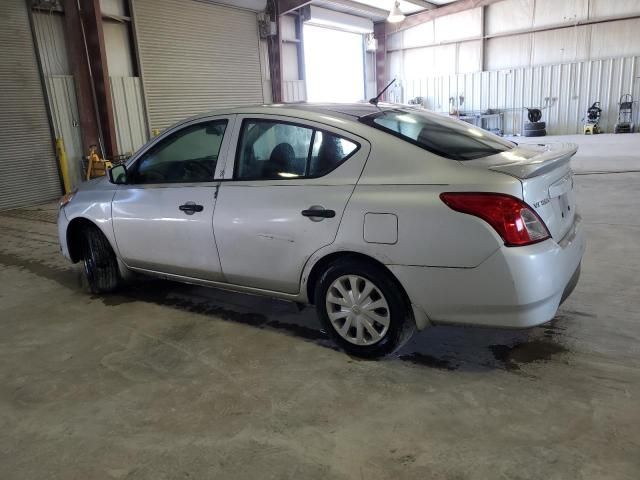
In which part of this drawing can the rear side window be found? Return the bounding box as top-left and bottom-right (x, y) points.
(361, 109), (514, 161)
(309, 131), (358, 176)
(234, 119), (359, 180)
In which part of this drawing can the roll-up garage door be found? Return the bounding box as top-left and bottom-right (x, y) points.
(0, 1), (61, 210)
(132, 0), (265, 132)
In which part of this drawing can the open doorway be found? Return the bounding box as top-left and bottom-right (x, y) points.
(303, 24), (365, 103)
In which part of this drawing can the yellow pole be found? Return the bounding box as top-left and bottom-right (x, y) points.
(55, 138), (72, 194)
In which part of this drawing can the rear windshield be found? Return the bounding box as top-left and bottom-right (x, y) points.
(360, 108), (514, 161)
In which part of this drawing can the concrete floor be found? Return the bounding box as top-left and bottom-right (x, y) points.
(1, 134), (639, 479)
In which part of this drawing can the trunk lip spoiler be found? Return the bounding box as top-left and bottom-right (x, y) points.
(487, 143), (578, 179)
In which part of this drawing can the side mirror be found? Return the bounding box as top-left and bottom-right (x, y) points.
(108, 164), (128, 184)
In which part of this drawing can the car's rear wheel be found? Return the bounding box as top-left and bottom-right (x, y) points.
(80, 225), (121, 294)
(315, 259), (414, 358)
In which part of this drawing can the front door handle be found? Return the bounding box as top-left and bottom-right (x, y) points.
(301, 208), (335, 218)
(179, 202), (204, 215)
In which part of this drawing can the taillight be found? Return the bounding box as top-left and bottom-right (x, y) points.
(440, 192), (550, 247)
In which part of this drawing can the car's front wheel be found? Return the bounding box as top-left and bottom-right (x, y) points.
(315, 259), (414, 358)
(80, 225), (121, 294)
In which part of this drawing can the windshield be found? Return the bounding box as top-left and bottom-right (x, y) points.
(360, 108), (515, 161)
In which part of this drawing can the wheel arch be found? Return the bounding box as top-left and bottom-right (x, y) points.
(66, 217), (109, 263)
(305, 251), (410, 308)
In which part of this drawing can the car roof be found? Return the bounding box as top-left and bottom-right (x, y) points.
(187, 102), (400, 123)
(279, 102), (396, 118)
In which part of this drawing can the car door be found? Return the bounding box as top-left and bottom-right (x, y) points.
(213, 115), (370, 294)
(111, 116), (234, 281)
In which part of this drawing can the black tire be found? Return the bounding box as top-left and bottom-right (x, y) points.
(315, 258), (415, 358)
(80, 225), (121, 294)
(527, 108), (542, 123)
(524, 128), (546, 137)
(524, 121), (546, 130)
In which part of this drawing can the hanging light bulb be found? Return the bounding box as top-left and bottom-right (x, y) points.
(387, 1), (405, 23)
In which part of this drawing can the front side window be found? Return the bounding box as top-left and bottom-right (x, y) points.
(130, 120), (227, 184)
(361, 109), (514, 161)
(234, 119), (358, 180)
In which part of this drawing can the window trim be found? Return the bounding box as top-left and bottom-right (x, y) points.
(359, 108), (514, 161)
(126, 118), (230, 186)
(232, 118), (361, 182)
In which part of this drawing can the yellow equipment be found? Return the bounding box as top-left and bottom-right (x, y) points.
(85, 145), (112, 180)
(583, 124), (600, 135)
(55, 138), (72, 194)
(583, 102), (602, 135)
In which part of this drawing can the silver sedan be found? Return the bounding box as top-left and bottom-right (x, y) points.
(58, 103), (585, 357)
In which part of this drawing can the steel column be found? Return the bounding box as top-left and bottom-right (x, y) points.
(77, 0), (118, 158)
(61, 0), (100, 157)
(374, 22), (387, 96)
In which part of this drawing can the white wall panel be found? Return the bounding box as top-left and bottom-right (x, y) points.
(590, 0), (640, 19)
(32, 12), (70, 76)
(100, 0), (127, 17)
(401, 21), (435, 49)
(486, 0), (533, 35)
(282, 43), (300, 81)
(486, 34), (532, 70)
(533, 0), (588, 27)
(386, 30), (403, 51)
(110, 76), (148, 156)
(434, 7), (482, 42)
(365, 50), (376, 99)
(388, 0), (640, 137)
(433, 44), (457, 75)
(259, 38), (272, 103)
(458, 40), (482, 73)
(391, 55), (640, 136)
(281, 15), (297, 40)
(388, 50), (404, 81)
(404, 46), (435, 79)
(45, 76), (83, 187)
(590, 18), (640, 60)
(104, 21), (135, 77)
(532, 25), (589, 65)
(282, 80), (307, 103)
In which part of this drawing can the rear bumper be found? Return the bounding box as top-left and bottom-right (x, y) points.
(390, 216), (585, 329)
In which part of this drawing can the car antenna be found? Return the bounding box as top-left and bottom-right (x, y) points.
(369, 78), (396, 106)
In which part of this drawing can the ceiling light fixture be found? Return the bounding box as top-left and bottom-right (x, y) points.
(387, 1), (405, 23)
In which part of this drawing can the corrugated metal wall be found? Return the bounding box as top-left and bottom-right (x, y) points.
(281, 15), (306, 103)
(44, 76), (84, 185)
(0, 2), (61, 210)
(110, 76), (148, 156)
(283, 80), (307, 103)
(32, 11), (84, 188)
(388, 0), (640, 76)
(390, 55), (640, 135)
(132, 0), (265, 131)
(386, 0), (640, 135)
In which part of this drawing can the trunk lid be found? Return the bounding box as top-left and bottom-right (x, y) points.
(464, 142), (578, 241)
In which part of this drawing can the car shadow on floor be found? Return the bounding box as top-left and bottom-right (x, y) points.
(0, 251), (577, 374)
(103, 277), (579, 374)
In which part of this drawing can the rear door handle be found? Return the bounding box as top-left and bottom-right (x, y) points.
(301, 208), (335, 218)
(179, 202), (204, 215)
